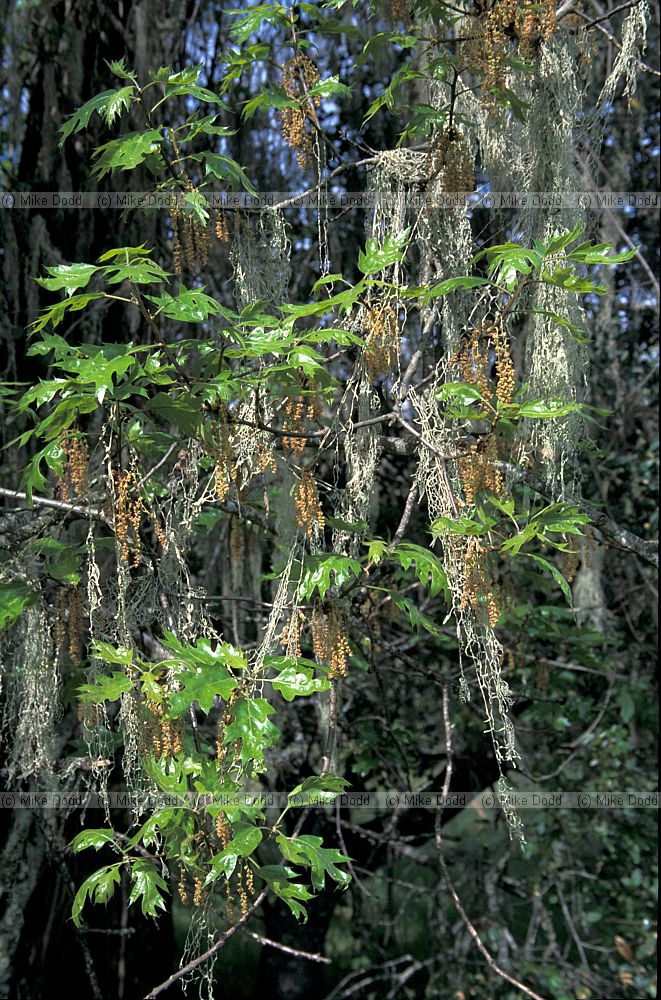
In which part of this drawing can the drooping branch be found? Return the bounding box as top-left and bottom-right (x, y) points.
(143, 668), (341, 997)
(499, 463), (659, 567)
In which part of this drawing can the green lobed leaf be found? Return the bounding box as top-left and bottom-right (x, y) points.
(525, 554), (574, 607)
(0, 580), (36, 630)
(423, 276), (490, 301)
(269, 661), (331, 701)
(145, 287), (222, 323)
(277, 833), (351, 892)
(223, 698), (281, 771)
(288, 773), (349, 804)
(255, 864), (314, 921)
(91, 131), (163, 178)
(107, 58), (137, 82)
(142, 756), (188, 800)
(128, 860), (169, 918)
(29, 293), (105, 334)
(103, 258), (170, 285)
(226, 821), (263, 857)
(518, 398), (582, 419)
(59, 90), (131, 144)
(91, 641), (135, 666)
(166, 665), (237, 716)
(394, 543), (449, 600)
(297, 554), (362, 601)
(72, 865), (122, 927)
(358, 230), (410, 274)
(391, 594), (441, 636)
(36, 263), (98, 298)
(205, 851), (239, 885)
(78, 670), (134, 703)
(70, 829), (118, 854)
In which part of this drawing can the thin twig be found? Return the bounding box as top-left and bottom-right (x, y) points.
(129, 282), (193, 387)
(434, 688), (545, 1000)
(392, 482), (419, 544)
(137, 442), (179, 489)
(576, 0), (643, 30)
(245, 930), (331, 964)
(144, 889), (268, 998)
(554, 881), (592, 972)
(568, 3), (661, 77)
(576, 154), (659, 296)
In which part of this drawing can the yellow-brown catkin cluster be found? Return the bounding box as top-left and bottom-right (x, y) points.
(491, 320), (516, 406)
(463, 0), (517, 94)
(255, 440), (277, 476)
(363, 303), (399, 382)
(518, 0), (556, 59)
(244, 861), (255, 897)
(283, 374), (322, 456)
(456, 319), (515, 406)
(113, 470), (143, 566)
(225, 878), (235, 924)
(463, 0), (556, 103)
(389, 0), (411, 27)
(460, 538), (501, 628)
(149, 509), (168, 551)
(143, 700), (183, 759)
(214, 411), (238, 501)
(167, 130), (212, 272)
(56, 431), (89, 501)
(428, 127), (475, 198)
(454, 322), (510, 504)
(193, 876), (206, 908)
(215, 692), (237, 770)
(237, 865), (249, 917)
(171, 200), (211, 275)
(215, 813), (231, 848)
(177, 866), (190, 906)
(459, 435), (505, 504)
(281, 54), (321, 170)
(295, 468), (325, 539)
(280, 608), (306, 657)
(311, 602), (351, 679)
(559, 536), (580, 583)
(214, 210), (230, 244)
(458, 324), (491, 401)
(67, 583), (84, 666)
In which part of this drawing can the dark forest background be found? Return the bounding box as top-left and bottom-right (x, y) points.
(0, 2), (658, 999)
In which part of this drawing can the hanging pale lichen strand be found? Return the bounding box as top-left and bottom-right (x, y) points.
(1, 603), (61, 782)
(411, 379), (522, 825)
(521, 36), (589, 491)
(392, 21), (527, 837)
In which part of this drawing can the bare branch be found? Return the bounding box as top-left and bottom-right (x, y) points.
(144, 889), (268, 998)
(0, 486), (111, 525)
(245, 930), (331, 964)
